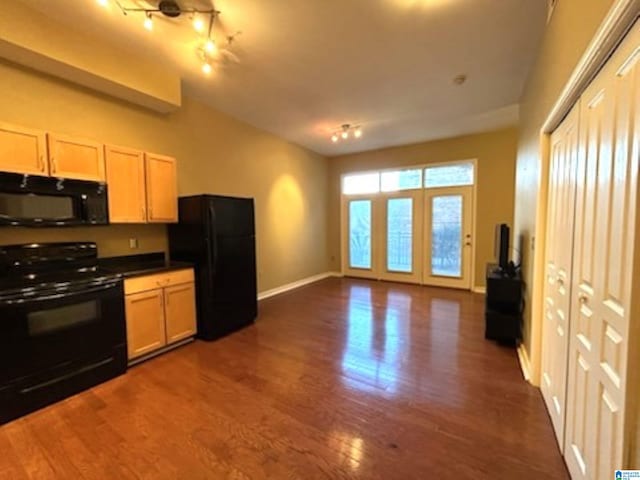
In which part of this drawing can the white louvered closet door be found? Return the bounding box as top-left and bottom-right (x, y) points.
(540, 103), (580, 449)
(564, 21), (640, 480)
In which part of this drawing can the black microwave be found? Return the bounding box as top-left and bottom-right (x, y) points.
(0, 172), (109, 227)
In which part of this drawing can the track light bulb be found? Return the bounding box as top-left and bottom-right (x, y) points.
(202, 62), (212, 75)
(354, 128), (362, 138)
(144, 13), (153, 31)
(205, 39), (217, 53)
(193, 17), (205, 33)
(97, 0), (108, 6)
(341, 131), (349, 139)
(331, 134), (338, 143)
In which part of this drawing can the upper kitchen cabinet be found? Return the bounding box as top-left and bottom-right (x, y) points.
(105, 145), (146, 223)
(48, 133), (105, 182)
(0, 122), (48, 176)
(145, 153), (177, 223)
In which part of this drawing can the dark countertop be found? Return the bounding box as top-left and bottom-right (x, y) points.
(99, 253), (193, 279)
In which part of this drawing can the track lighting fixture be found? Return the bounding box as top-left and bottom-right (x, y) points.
(101, 1), (235, 77)
(330, 124), (363, 143)
(143, 12), (153, 31)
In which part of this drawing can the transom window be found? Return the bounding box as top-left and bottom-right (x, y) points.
(342, 162), (474, 195)
(343, 172), (380, 195)
(424, 163), (474, 188)
(381, 169), (422, 192)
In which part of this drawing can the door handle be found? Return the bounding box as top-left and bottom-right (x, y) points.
(51, 156), (57, 174)
(38, 154), (45, 172)
(578, 293), (588, 304)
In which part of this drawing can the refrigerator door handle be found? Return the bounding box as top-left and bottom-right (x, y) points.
(208, 204), (218, 275)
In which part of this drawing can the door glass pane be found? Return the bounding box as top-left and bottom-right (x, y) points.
(343, 173), (380, 195)
(381, 169), (422, 192)
(425, 163), (474, 188)
(349, 200), (372, 269)
(431, 195), (462, 277)
(387, 198), (413, 272)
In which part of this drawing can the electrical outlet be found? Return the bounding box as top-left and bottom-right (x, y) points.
(129, 238), (138, 249)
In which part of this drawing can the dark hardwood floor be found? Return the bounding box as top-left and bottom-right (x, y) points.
(0, 277), (569, 479)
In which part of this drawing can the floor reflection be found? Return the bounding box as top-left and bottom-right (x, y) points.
(341, 284), (411, 395)
(328, 431), (364, 471)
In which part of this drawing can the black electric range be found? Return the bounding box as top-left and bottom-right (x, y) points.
(0, 242), (127, 424)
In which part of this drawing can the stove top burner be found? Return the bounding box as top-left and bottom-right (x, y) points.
(0, 242), (121, 296)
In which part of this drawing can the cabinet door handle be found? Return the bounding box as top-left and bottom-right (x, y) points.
(38, 155), (45, 172)
(141, 206), (146, 219)
(578, 293), (588, 304)
(51, 156), (57, 173)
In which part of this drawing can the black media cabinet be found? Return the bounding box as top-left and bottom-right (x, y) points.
(485, 263), (523, 344)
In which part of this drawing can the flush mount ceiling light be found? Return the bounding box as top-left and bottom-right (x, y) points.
(331, 124), (362, 143)
(99, 0), (238, 76)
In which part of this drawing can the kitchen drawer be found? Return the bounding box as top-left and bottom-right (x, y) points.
(124, 269), (194, 295)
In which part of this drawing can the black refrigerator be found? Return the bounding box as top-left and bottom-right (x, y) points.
(168, 195), (257, 340)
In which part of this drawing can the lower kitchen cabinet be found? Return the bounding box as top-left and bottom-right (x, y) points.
(125, 289), (167, 360)
(124, 269), (196, 362)
(164, 283), (197, 344)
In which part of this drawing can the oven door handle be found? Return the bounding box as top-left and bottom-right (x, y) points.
(0, 281), (121, 306)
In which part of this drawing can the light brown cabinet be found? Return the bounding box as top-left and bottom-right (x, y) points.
(164, 283), (197, 344)
(105, 148), (178, 224)
(0, 121), (179, 225)
(47, 133), (105, 181)
(125, 289), (167, 360)
(105, 145), (147, 223)
(145, 153), (178, 223)
(124, 269), (196, 362)
(0, 122), (48, 176)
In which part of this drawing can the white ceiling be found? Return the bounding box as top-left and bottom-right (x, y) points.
(25, 0), (547, 156)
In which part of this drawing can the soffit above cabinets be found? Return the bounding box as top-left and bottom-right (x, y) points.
(0, 1), (181, 113)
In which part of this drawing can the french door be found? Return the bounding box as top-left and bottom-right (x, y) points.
(342, 163), (475, 289)
(380, 191), (423, 284)
(343, 195), (378, 279)
(423, 186), (473, 289)
(343, 191), (423, 283)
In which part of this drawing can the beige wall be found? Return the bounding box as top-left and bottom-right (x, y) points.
(328, 127), (518, 288)
(0, 60), (329, 293)
(514, 0), (615, 354)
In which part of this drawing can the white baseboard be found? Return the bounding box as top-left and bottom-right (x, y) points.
(472, 286), (486, 294)
(258, 271), (340, 301)
(517, 343), (532, 383)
